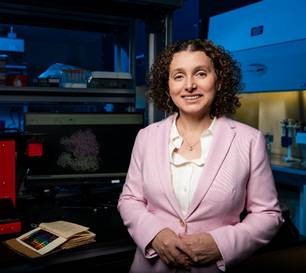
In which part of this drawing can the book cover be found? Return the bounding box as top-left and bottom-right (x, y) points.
(4, 220), (96, 258)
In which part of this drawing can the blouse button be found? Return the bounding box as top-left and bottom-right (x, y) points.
(179, 219), (187, 233)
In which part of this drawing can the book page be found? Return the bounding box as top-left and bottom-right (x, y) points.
(16, 227), (67, 255)
(61, 231), (96, 249)
(39, 221), (89, 239)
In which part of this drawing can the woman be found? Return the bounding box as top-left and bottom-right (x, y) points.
(117, 39), (283, 272)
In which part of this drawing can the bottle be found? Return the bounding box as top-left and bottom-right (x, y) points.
(7, 26), (17, 39)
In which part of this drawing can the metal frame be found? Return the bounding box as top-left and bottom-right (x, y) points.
(0, 1), (181, 122)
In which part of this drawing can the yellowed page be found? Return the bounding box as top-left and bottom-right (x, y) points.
(39, 221), (89, 239)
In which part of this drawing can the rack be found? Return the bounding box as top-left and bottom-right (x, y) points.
(0, 0), (182, 106)
(0, 86), (135, 104)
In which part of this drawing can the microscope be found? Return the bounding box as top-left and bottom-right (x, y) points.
(296, 126), (306, 167)
(280, 119), (303, 163)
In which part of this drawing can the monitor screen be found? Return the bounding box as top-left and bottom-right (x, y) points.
(24, 112), (144, 187)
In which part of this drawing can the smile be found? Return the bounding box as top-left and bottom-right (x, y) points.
(182, 95), (202, 100)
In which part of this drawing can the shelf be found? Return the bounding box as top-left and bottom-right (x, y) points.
(0, 86), (135, 104)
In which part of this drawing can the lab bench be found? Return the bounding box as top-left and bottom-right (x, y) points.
(271, 155), (306, 235)
(0, 236), (135, 273)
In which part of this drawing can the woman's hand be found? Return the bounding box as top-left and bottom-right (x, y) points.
(151, 228), (193, 269)
(179, 232), (221, 265)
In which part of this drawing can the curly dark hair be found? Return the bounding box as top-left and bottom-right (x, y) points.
(147, 39), (242, 117)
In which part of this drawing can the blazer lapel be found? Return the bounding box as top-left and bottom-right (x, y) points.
(156, 115), (184, 218)
(186, 117), (236, 218)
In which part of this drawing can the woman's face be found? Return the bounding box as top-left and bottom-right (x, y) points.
(168, 50), (218, 118)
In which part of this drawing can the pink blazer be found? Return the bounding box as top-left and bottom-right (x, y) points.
(118, 115), (283, 273)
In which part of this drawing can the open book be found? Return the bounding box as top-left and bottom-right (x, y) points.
(5, 220), (96, 258)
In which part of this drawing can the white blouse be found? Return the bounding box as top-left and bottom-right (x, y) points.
(169, 116), (216, 216)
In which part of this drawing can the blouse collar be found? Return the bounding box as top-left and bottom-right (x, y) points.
(169, 113), (216, 166)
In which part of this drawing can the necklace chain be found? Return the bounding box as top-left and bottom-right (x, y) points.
(177, 119), (202, 152)
(183, 138), (200, 151)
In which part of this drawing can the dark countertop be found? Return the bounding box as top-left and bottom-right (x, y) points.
(0, 194), (136, 273)
(271, 155), (306, 186)
(0, 236), (135, 273)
